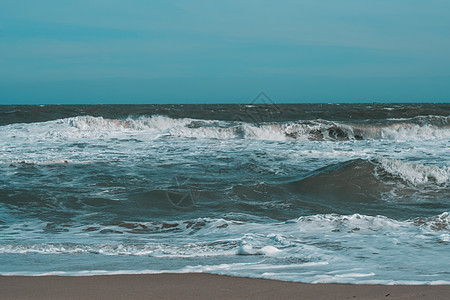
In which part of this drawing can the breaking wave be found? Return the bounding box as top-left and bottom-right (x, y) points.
(68, 115), (450, 141)
(288, 158), (449, 207)
(295, 157), (449, 188)
(376, 157), (450, 186)
(3, 115), (450, 141)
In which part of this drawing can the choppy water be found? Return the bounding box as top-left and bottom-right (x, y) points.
(0, 104), (449, 284)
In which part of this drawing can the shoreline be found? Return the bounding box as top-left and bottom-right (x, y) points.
(1, 273), (450, 300)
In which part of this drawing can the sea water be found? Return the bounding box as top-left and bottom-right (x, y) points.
(0, 104), (449, 284)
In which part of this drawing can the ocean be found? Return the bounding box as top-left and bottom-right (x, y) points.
(0, 103), (449, 284)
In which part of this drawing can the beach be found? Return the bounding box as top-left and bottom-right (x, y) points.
(1, 273), (450, 300)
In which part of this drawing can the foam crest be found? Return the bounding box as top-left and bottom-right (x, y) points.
(377, 158), (450, 185)
(64, 115), (245, 140)
(2, 115), (450, 141)
(292, 212), (450, 234)
(66, 115), (194, 137)
(377, 123), (450, 140)
(66, 116), (450, 141)
(413, 212), (450, 231)
(250, 120), (450, 141)
(293, 214), (406, 233)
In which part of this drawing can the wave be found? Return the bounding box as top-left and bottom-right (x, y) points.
(2, 115), (450, 141)
(376, 158), (450, 185)
(1, 212), (448, 256)
(1, 212), (448, 283)
(387, 115), (450, 126)
(304, 157), (449, 188)
(287, 158), (449, 206)
(69, 115), (450, 141)
(288, 159), (386, 203)
(293, 212), (450, 233)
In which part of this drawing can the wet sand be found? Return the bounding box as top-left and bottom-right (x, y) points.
(1, 273), (449, 300)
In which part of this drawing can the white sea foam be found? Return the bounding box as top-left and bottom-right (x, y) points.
(292, 213), (408, 233)
(1, 213), (448, 255)
(2, 268), (449, 285)
(0, 213), (449, 283)
(2, 115), (449, 142)
(377, 157), (450, 185)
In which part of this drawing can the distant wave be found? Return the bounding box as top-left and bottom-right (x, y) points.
(3, 115), (450, 141)
(68, 115), (450, 141)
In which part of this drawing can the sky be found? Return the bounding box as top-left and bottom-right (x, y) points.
(1, 0), (450, 104)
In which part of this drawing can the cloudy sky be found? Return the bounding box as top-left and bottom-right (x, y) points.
(1, 0), (449, 104)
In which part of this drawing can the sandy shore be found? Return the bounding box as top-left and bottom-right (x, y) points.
(1, 273), (449, 300)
